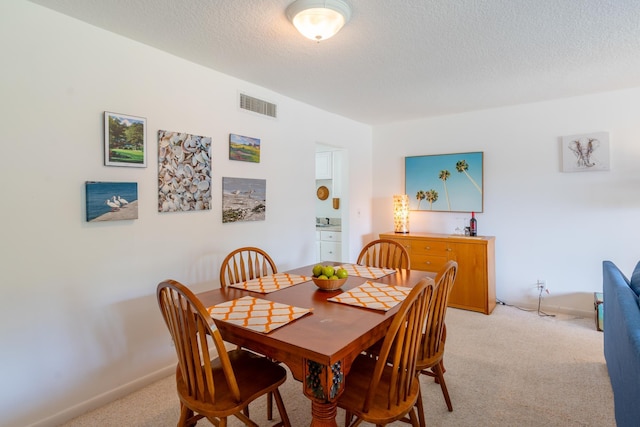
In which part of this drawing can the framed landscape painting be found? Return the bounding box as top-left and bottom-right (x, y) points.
(104, 112), (146, 167)
(405, 152), (483, 212)
(229, 133), (260, 163)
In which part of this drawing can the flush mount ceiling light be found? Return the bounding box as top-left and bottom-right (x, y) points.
(286, 0), (352, 42)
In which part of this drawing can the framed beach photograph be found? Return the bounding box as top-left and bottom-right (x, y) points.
(104, 112), (146, 167)
(561, 131), (610, 172)
(405, 152), (483, 212)
(229, 133), (261, 163)
(222, 177), (266, 223)
(85, 181), (138, 222)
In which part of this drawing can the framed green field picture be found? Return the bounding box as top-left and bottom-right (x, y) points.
(405, 152), (483, 212)
(104, 112), (146, 167)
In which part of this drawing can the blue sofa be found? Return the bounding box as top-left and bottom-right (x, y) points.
(603, 260), (640, 427)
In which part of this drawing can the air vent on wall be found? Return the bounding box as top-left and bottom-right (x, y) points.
(239, 93), (277, 118)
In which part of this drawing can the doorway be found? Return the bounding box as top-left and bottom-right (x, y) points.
(315, 143), (348, 263)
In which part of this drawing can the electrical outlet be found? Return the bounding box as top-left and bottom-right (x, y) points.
(536, 279), (550, 295)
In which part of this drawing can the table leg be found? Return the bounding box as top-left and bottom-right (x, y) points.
(310, 400), (338, 427)
(304, 359), (344, 427)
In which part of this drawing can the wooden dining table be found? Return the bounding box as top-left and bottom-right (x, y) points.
(196, 263), (435, 427)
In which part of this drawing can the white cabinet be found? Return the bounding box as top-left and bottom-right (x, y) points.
(318, 231), (342, 262)
(315, 152), (332, 180)
(315, 231), (322, 263)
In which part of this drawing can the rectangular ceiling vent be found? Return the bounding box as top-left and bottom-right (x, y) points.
(240, 93), (277, 118)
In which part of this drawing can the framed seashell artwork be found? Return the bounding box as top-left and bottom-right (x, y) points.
(104, 112), (146, 167)
(86, 181), (138, 222)
(229, 133), (260, 163)
(158, 130), (212, 212)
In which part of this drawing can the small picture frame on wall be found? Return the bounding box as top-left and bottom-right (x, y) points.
(85, 181), (138, 222)
(561, 131), (610, 172)
(104, 111), (147, 167)
(229, 133), (261, 163)
(222, 177), (266, 223)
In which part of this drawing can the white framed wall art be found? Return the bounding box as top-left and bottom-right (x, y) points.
(561, 131), (610, 172)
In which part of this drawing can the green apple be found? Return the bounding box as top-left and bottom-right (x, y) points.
(336, 268), (348, 279)
(321, 265), (335, 278)
(317, 274), (328, 280)
(312, 264), (324, 277)
(330, 275), (339, 280)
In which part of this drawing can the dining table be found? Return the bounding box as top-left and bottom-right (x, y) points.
(196, 263), (435, 427)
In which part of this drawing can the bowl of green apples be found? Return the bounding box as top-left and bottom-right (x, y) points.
(311, 264), (348, 291)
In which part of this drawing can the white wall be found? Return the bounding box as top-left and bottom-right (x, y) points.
(0, 2), (372, 426)
(372, 89), (640, 315)
(6, 1), (637, 425)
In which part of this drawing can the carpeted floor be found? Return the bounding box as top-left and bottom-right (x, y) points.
(61, 304), (615, 426)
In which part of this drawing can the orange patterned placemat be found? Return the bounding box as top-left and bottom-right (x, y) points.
(207, 296), (313, 333)
(337, 264), (397, 279)
(228, 273), (311, 294)
(328, 281), (413, 311)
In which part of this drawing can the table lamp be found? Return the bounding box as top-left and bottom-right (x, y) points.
(393, 194), (410, 233)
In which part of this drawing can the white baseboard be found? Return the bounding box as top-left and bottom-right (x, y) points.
(27, 364), (175, 427)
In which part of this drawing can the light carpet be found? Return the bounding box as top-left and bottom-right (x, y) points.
(61, 304), (615, 426)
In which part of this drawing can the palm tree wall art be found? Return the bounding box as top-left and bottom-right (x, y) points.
(405, 152), (483, 212)
(425, 189), (438, 210)
(415, 190), (425, 209)
(455, 160), (482, 194)
(438, 169), (452, 210)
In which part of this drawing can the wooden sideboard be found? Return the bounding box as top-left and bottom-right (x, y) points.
(380, 232), (496, 314)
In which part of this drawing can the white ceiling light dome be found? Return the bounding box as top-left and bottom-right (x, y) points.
(286, 0), (352, 42)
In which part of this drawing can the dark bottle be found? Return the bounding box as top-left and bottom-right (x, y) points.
(470, 212), (477, 236)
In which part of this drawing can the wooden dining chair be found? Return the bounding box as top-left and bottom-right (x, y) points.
(416, 260), (458, 418)
(220, 247), (277, 288)
(337, 277), (434, 427)
(357, 239), (411, 270)
(219, 246), (279, 420)
(157, 279), (291, 427)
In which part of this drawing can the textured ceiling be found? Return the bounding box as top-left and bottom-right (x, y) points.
(29, 0), (640, 125)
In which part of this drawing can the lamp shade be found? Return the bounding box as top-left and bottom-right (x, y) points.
(286, 0), (352, 41)
(393, 194), (410, 234)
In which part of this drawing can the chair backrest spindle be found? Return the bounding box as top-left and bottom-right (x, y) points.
(357, 239), (411, 270)
(418, 261), (457, 363)
(220, 247), (277, 288)
(157, 280), (241, 403)
(361, 278), (433, 413)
